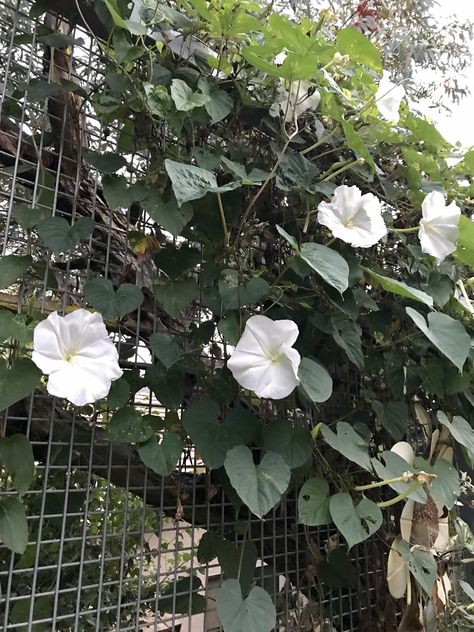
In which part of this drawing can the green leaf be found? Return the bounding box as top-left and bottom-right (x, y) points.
(406, 307), (470, 371)
(455, 215), (474, 270)
(107, 377), (131, 409)
(9, 595), (52, 631)
(217, 579), (276, 632)
(84, 278), (144, 319)
(182, 400), (259, 470)
(336, 27), (382, 72)
(265, 421), (313, 469)
(276, 224), (299, 251)
(0, 358), (41, 412)
(145, 366), (184, 409)
(224, 445), (291, 518)
(20, 78), (62, 100)
(298, 477), (331, 526)
(165, 159), (240, 207)
(371, 450), (427, 503)
(218, 269), (270, 309)
(0, 435), (35, 495)
(372, 400), (408, 441)
(102, 175), (134, 209)
(318, 548), (357, 588)
(414, 456), (460, 510)
(154, 245), (201, 279)
(0, 255), (32, 289)
(37, 216), (95, 252)
(105, 407), (157, 443)
(341, 120), (376, 171)
(396, 539), (437, 595)
(12, 203), (50, 229)
(143, 194), (193, 236)
(364, 268), (433, 307)
(329, 493), (382, 549)
(276, 151), (320, 193)
(197, 531), (222, 563)
(154, 278), (199, 318)
(300, 243), (349, 294)
(170, 78), (210, 111)
(298, 357), (333, 403)
(320, 422), (371, 471)
(218, 539), (258, 597)
(149, 332), (184, 369)
(137, 432), (182, 476)
(0, 497), (28, 554)
(437, 411), (474, 467)
(204, 87), (233, 123)
(83, 150), (127, 173)
(160, 576), (207, 615)
(0, 311), (32, 344)
(332, 318), (364, 370)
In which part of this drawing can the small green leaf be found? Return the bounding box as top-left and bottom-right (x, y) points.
(38, 216), (95, 252)
(170, 78), (210, 111)
(0, 358), (41, 412)
(300, 243), (349, 294)
(265, 421), (313, 469)
(298, 357), (333, 403)
(0, 435), (35, 495)
(0, 255), (33, 289)
(12, 203), (50, 229)
(217, 579), (276, 632)
(320, 422), (372, 471)
(329, 493), (382, 550)
(0, 311), (32, 344)
(0, 497), (28, 554)
(137, 432), (182, 476)
(105, 407), (156, 443)
(437, 411), (474, 467)
(83, 150), (127, 173)
(406, 307), (470, 371)
(364, 268), (433, 307)
(224, 445), (291, 518)
(149, 332), (184, 369)
(204, 87), (233, 123)
(165, 159), (240, 207)
(276, 225), (299, 251)
(84, 278), (144, 319)
(298, 477), (331, 526)
(154, 278), (199, 318)
(107, 377), (131, 409)
(336, 27), (382, 72)
(341, 120), (376, 171)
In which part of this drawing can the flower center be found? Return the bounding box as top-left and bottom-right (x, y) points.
(344, 219), (354, 228)
(268, 352), (282, 364)
(63, 349), (76, 364)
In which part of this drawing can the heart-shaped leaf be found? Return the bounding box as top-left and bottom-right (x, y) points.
(0, 497), (28, 554)
(364, 268), (433, 307)
(0, 358), (41, 412)
(165, 159), (240, 207)
(0, 255), (33, 289)
(320, 422), (372, 471)
(329, 493), (382, 549)
(298, 477), (331, 526)
(217, 579), (276, 632)
(437, 411), (474, 467)
(83, 150), (127, 173)
(300, 243), (349, 294)
(84, 278), (144, 319)
(154, 278), (199, 318)
(105, 407), (158, 443)
(0, 435), (35, 495)
(396, 539), (437, 595)
(149, 332), (184, 369)
(38, 216), (95, 252)
(137, 432), (182, 476)
(298, 357), (333, 403)
(265, 421), (313, 469)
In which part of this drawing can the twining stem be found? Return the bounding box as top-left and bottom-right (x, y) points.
(320, 158), (364, 182)
(300, 127), (338, 155)
(389, 226), (419, 234)
(354, 475), (410, 492)
(377, 482), (421, 508)
(216, 192), (229, 247)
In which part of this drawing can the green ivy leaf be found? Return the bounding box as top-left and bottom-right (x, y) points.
(105, 407), (157, 443)
(396, 539), (437, 595)
(336, 27), (382, 72)
(84, 278), (144, 319)
(0, 435), (35, 495)
(0, 497), (28, 554)
(83, 150), (127, 173)
(224, 445), (291, 518)
(165, 159), (240, 206)
(154, 277), (199, 318)
(298, 357), (333, 403)
(320, 422), (372, 471)
(0, 255), (33, 289)
(37, 216), (95, 252)
(329, 493), (382, 550)
(406, 307), (470, 371)
(364, 268), (433, 307)
(12, 203), (50, 229)
(298, 477), (331, 526)
(149, 332), (184, 369)
(0, 358), (41, 412)
(217, 579), (276, 632)
(170, 78), (210, 111)
(437, 411), (474, 467)
(264, 421), (313, 469)
(300, 243), (349, 294)
(137, 432), (182, 476)
(182, 400), (259, 470)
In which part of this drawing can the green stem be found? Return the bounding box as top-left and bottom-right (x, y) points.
(354, 475), (409, 492)
(324, 237), (336, 247)
(390, 226), (419, 234)
(311, 422), (322, 441)
(377, 482), (421, 509)
(300, 128), (338, 155)
(216, 192), (229, 247)
(320, 158), (364, 182)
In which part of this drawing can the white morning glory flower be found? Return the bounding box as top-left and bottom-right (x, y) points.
(375, 72), (405, 124)
(270, 80), (320, 123)
(317, 185), (387, 248)
(32, 309), (123, 406)
(418, 191), (461, 263)
(227, 315), (301, 399)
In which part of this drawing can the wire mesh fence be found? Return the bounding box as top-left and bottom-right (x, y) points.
(0, 1), (420, 630)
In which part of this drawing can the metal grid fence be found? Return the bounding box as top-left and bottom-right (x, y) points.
(0, 1), (393, 630)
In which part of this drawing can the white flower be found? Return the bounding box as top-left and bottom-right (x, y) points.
(227, 315), (301, 399)
(375, 72), (405, 123)
(418, 191), (461, 263)
(317, 185), (387, 247)
(32, 309), (122, 406)
(270, 80), (320, 123)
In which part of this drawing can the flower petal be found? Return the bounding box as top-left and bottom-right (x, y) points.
(387, 538), (408, 599)
(46, 364), (115, 406)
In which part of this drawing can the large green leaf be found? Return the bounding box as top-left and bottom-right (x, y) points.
(137, 432), (182, 476)
(341, 120), (376, 171)
(0, 311), (33, 344)
(406, 307), (470, 371)
(437, 411), (474, 467)
(149, 332), (184, 369)
(154, 278), (199, 318)
(276, 151), (320, 193)
(264, 421), (313, 469)
(298, 477), (331, 526)
(329, 493), (382, 550)
(182, 400), (259, 470)
(414, 456), (460, 510)
(84, 278), (144, 319)
(218, 269), (269, 309)
(171, 78), (210, 111)
(455, 215), (474, 269)
(298, 357), (333, 403)
(396, 539), (437, 595)
(0, 435), (35, 495)
(83, 150), (127, 173)
(336, 27), (382, 72)
(0, 255), (32, 289)
(105, 407), (157, 443)
(371, 450), (427, 503)
(318, 547), (357, 589)
(12, 203), (50, 229)
(0, 358), (41, 412)
(320, 422), (371, 471)
(300, 243), (349, 294)
(224, 445), (291, 518)
(364, 269), (433, 307)
(331, 318), (364, 370)
(217, 539), (258, 597)
(217, 579), (276, 632)
(159, 575), (207, 615)
(143, 195), (193, 236)
(0, 497), (28, 554)
(165, 159), (240, 206)
(37, 216), (95, 252)
(372, 400), (408, 441)
(202, 85), (233, 123)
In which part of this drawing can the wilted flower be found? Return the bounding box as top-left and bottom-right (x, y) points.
(317, 185), (387, 247)
(32, 309), (122, 406)
(375, 72), (405, 123)
(418, 191), (461, 263)
(227, 315), (301, 399)
(270, 80), (320, 123)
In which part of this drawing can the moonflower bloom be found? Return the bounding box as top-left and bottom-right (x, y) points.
(418, 191), (461, 263)
(32, 309), (122, 406)
(317, 185), (387, 247)
(270, 80), (320, 123)
(227, 315), (301, 399)
(375, 72), (405, 123)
